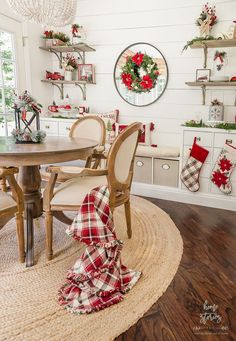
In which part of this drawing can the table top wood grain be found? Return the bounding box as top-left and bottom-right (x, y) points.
(0, 136), (97, 166)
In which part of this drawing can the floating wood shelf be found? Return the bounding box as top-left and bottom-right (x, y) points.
(39, 43), (95, 64)
(186, 81), (236, 87)
(41, 79), (96, 100)
(190, 39), (236, 49)
(185, 81), (236, 105)
(190, 39), (236, 68)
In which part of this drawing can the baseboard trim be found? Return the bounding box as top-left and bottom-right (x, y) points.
(131, 182), (236, 211)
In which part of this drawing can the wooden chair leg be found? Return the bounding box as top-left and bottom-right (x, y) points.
(124, 200), (132, 239)
(15, 212), (25, 263)
(45, 211), (53, 260)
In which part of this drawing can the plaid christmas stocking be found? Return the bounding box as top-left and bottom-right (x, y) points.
(180, 137), (209, 192)
(211, 143), (236, 194)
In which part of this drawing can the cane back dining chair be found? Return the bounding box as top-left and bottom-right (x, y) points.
(0, 167), (25, 262)
(41, 115), (106, 183)
(43, 122), (142, 260)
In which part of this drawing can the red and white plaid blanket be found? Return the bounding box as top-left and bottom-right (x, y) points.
(58, 185), (141, 314)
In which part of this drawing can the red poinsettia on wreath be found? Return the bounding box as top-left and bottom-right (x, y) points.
(132, 53), (144, 66)
(212, 170), (228, 187)
(140, 75), (153, 89)
(121, 73), (132, 89)
(218, 157), (232, 172)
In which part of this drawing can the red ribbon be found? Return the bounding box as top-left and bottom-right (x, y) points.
(214, 52), (223, 63)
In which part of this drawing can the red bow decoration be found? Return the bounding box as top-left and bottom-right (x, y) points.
(214, 51), (224, 63)
(71, 24), (79, 37)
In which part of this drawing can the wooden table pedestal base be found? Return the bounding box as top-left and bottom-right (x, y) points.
(18, 166), (42, 267)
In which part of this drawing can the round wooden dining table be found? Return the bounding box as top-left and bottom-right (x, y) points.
(0, 136), (97, 267)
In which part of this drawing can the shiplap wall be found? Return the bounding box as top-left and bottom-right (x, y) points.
(51, 0), (236, 147)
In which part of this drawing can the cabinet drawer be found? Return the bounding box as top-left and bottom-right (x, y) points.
(182, 145), (211, 164)
(184, 131), (213, 148)
(181, 177), (209, 193)
(41, 120), (58, 135)
(154, 159), (179, 187)
(214, 133), (236, 148)
(58, 121), (74, 136)
(133, 157), (152, 184)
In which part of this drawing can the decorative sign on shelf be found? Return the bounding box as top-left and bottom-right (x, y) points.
(12, 91), (46, 144)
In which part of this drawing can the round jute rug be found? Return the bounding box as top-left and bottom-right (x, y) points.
(0, 196), (183, 341)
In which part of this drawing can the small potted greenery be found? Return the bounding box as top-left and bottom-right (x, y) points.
(42, 30), (70, 47)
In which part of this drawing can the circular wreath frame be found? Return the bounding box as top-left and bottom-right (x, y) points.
(114, 43), (168, 107)
(121, 52), (159, 93)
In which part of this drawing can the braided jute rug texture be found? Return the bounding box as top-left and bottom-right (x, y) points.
(0, 196), (183, 341)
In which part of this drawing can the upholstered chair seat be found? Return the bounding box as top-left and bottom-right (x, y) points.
(51, 175), (107, 206)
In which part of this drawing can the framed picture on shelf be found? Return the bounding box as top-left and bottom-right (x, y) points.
(78, 64), (95, 83)
(196, 69), (211, 82)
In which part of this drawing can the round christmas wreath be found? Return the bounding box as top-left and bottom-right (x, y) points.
(120, 52), (159, 93)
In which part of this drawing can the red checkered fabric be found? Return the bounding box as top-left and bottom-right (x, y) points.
(58, 185), (141, 314)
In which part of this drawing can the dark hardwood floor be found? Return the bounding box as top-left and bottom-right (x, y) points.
(116, 198), (236, 341)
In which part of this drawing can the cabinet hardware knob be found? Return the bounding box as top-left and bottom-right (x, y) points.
(136, 161), (144, 167)
(45, 125), (50, 129)
(66, 127), (70, 131)
(196, 137), (201, 142)
(226, 139), (232, 144)
(162, 164), (170, 170)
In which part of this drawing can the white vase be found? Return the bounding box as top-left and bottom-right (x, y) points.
(65, 70), (73, 81)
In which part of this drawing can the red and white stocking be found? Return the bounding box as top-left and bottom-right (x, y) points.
(180, 137), (209, 192)
(211, 143), (236, 194)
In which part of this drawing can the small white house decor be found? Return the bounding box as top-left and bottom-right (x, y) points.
(7, 0), (76, 27)
(209, 99), (224, 121)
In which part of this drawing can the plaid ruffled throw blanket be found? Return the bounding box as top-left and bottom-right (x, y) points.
(58, 185), (141, 314)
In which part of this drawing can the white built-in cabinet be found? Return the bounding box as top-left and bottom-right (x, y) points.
(181, 127), (236, 197)
(40, 117), (236, 210)
(40, 117), (76, 136)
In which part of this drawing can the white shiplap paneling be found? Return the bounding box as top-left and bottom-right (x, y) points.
(52, 0), (236, 147)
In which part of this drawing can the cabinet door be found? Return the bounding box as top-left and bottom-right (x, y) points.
(214, 133), (236, 148)
(58, 121), (74, 136)
(40, 120), (58, 135)
(133, 157), (152, 184)
(154, 159), (179, 187)
(184, 131), (213, 148)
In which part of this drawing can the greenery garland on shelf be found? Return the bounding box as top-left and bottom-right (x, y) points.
(183, 120), (236, 130)
(121, 52), (159, 93)
(182, 35), (216, 52)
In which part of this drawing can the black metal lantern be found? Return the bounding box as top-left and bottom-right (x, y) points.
(12, 91), (46, 143)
